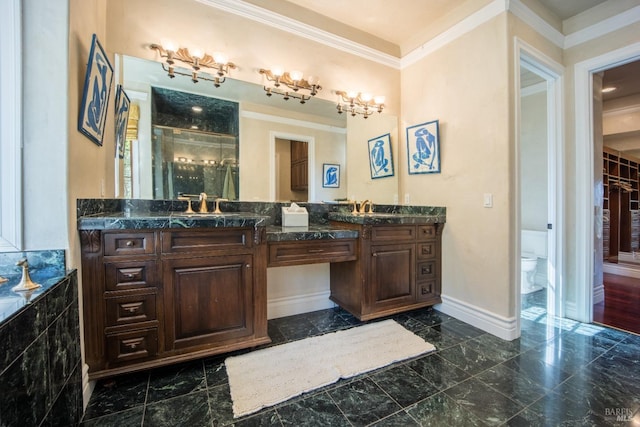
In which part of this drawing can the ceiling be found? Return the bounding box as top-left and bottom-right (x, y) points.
(281, 0), (608, 48)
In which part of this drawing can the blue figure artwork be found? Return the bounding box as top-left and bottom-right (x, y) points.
(85, 51), (110, 134)
(79, 35), (113, 146)
(323, 165), (339, 187)
(367, 133), (394, 179)
(115, 87), (130, 158)
(370, 139), (390, 176)
(407, 120), (439, 174)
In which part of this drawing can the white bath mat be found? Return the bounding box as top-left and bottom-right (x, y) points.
(225, 319), (435, 418)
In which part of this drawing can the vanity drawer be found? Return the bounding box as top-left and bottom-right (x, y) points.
(105, 293), (157, 327)
(106, 328), (158, 365)
(268, 239), (357, 267)
(162, 229), (253, 253)
(417, 242), (437, 260)
(417, 261), (436, 281)
(417, 225), (437, 241)
(416, 280), (437, 301)
(104, 232), (156, 256)
(104, 260), (158, 291)
(371, 226), (416, 242)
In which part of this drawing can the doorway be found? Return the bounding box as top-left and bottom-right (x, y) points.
(516, 40), (564, 333)
(574, 41), (640, 325)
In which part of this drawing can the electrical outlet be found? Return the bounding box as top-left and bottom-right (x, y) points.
(404, 193), (410, 204)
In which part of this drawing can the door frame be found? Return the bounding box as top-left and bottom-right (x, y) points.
(574, 42), (640, 323)
(514, 38), (564, 328)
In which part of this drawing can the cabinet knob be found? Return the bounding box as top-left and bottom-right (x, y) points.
(125, 240), (134, 247)
(372, 253), (378, 257)
(246, 264), (251, 268)
(125, 273), (136, 279)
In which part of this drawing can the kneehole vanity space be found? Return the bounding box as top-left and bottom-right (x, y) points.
(77, 199), (445, 379)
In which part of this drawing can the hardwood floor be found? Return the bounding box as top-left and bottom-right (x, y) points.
(594, 272), (640, 335)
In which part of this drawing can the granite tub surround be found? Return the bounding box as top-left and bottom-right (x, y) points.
(0, 251), (82, 426)
(0, 249), (67, 322)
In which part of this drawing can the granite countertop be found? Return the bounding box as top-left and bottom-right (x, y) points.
(77, 211), (270, 230)
(328, 211), (446, 225)
(266, 225), (359, 242)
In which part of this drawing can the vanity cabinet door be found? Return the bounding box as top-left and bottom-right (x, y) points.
(367, 243), (416, 311)
(163, 254), (254, 352)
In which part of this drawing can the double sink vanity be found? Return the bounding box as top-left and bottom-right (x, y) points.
(77, 199), (445, 379)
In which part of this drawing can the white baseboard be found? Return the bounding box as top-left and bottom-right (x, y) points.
(593, 284), (605, 304)
(435, 295), (519, 341)
(81, 363), (94, 411)
(268, 291), (335, 319)
(603, 262), (640, 278)
(564, 301), (578, 320)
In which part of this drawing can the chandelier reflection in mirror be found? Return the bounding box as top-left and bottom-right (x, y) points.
(259, 67), (322, 104)
(336, 91), (385, 119)
(150, 43), (236, 87)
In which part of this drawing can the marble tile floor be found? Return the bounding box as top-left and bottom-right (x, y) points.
(80, 292), (640, 426)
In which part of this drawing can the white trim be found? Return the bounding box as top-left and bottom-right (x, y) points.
(515, 38), (565, 325)
(602, 262), (640, 278)
(574, 42), (640, 324)
(402, 0), (506, 68)
(593, 283), (605, 304)
(196, 0), (400, 69)
(0, 0), (23, 251)
(268, 131), (316, 202)
(435, 295), (519, 341)
(267, 290), (335, 319)
(520, 81), (546, 97)
(241, 110), (347, 134)
(509, 0), (564, 48)
(82, 363), (95, 409)
(565, 5), (640, 49)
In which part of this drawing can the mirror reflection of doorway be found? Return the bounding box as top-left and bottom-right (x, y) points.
(596, 59), (640, 335)
(275, 138), (308, 202)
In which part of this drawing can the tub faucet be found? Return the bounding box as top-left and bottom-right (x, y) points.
(12, 258), (41, 292)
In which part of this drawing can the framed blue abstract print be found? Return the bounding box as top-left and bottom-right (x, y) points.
(114, 85), (130, 158)
(406, 120), (440, 174)
(368, 133), (394, 179)
(78, 34), (113, 146)
(322, 163), (340, 188)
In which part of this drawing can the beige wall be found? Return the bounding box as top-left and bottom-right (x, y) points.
(401, 15), (513, 318)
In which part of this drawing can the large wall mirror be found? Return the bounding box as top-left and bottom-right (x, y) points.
(119, 54), (398, 203)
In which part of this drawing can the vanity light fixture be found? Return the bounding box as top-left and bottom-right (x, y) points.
(336, 91), (385, 119)
(259, 68), (322, 104)
(149, 43), (236, 87)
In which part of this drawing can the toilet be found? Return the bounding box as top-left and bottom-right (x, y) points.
(521, 252), (540, 294)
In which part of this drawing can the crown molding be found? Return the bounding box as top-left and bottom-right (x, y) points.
(521, 81), (547, 97)
(564, 5), (640, 49)
(401, 0), (507, 69)
(195, 0), (400, 69)
(508, 0), (564, 48)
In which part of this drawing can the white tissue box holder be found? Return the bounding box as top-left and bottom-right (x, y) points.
(281, 207), (308, 227)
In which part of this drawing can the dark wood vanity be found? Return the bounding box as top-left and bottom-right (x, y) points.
(328, 220), (443, 321)
(80, 224), (269, 379)
(77, 201), (445, 379)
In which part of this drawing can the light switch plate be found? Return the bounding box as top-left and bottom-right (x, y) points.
(483, 193), (493, 208)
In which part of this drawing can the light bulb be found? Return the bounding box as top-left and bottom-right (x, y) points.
(307, 75), (318, 85)
(213, 52), (228, 64)
(163, 40), (177, 52)
(271, 66), (284, 77)
(374, 95), (385, 105)
(347, 91), (358, 99)
(190, 48), (204, 60)
(361, 93), (373, 102)
(290, 70), (303, 81)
